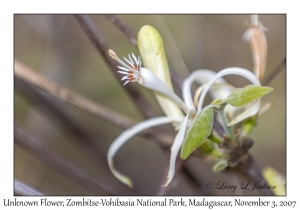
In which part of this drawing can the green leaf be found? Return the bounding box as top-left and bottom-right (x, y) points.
(242, 115), (257, 135)
(263, 167), (286, 195)
(181, 106), (214, 159)
(198, 139), (214, 154)
(227, 85), (273, 107)
(198, 139), (224, 158)
(213, 160), (228, 173)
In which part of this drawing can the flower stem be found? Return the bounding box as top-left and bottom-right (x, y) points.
(217, 108), (236, 141)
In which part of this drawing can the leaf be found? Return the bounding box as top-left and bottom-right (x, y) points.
(213, 160), (228, 173)
(263, 167), (286, 195)
(198, 139), (215, 154)
(198, 139), (224, 158)
(227, 85), (273, 107)
(181, 106), (214, 159)
(242, 115), (257, 135)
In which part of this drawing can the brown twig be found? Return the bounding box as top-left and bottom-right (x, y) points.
(14, 60), (173, 147)
(14, 180), (44, 196)
(227, 155), (274, 195)
(15, 77), (106, 161)
(262, 57), (286, 86)
(15, 60), (135, 129)
(14, 125), (121, 195)
(103, 15), (137, 46)
(74, 14), (157, 119)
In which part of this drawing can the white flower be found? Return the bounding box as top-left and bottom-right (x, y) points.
(109, 49), (190, 114)
(182, 68), (261, 126)
(107, 116), (183, 188)
(108, 50), (194, 187)
(107, 50), (263, 189)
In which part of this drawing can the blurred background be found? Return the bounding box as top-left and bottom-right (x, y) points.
(14, 14), (286, 195)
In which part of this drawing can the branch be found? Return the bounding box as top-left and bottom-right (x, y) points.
(227, 155), (274, 195)
(262, 57), (286, 86)
(15, 77), (106, 161)
(74, 14), (157, 119)
(14, 60), (173, 147)
(103, 15), (137, 46)
(14, 180), (44, 196)
(14, 125), (122, 195)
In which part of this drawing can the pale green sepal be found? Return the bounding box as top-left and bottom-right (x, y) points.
(137, 25), (184, 119)
(213, 160), (228, 172)
(263, 167), (286, 195)
(181, 106), (214, 159)
(242, 115), (257, 135)
(227, 85), (273, 107)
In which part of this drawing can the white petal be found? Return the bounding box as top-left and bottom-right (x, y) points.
(140, 68), (190, 114)
(162, 111), (192, 187)
(197, 67), (261, 126)
(182, 69), (232, 109)
(107, 116), (183, 188)
(227, 101), (259, 126)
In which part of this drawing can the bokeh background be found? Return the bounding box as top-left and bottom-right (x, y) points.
(14, 14), (286, 195)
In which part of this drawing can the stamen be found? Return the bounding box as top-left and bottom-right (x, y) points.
(108, 49), (116, 59)
(108, 49), (137, 72)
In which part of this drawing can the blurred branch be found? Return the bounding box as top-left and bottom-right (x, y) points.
(14, 60), (173, 147)
(14, 180), (44, 196)
(227, 155), (274, 196)
(103, 15), (137, 46)
(15, 77), (106, 161)
(14, 125), (119, 195)
(74, 14), (157, 119)
(15, 60), (134, 129)
(157, 158), (210, 195)
(262, 57), (286, 86)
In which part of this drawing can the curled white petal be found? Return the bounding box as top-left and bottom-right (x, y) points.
(140, 68), (190, 114)
(198, 67), (261, 126)
(182, 70), (233, 109)
(107, 116), (182, 188)
(162, 110), (194, 187)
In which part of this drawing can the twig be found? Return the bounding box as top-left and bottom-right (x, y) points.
(227, 155), (274, 195)
(103, 15), (137, 46)
(262, 57), (286, 86)
(14, 125), (120, 195)
(15, 60), (135, 129)
(157, 157), (209, 195)
(14, 180), (44, 196)
(14, 60), (174, 147)
(74, 14), (157, 119)
(15, 77), (106, 161)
